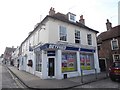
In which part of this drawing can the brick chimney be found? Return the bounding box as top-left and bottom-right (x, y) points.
(106, 19), (112, 31)
(79, 15), (85, 25)
(49, 7), (55, 16)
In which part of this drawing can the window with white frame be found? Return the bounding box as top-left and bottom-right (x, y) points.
(70, 14), (75, 21)
(36, 53), (42, 72)
(62, 52), (77, 72)
(75, 30), (81, 44)
(59, 26), (67, 41)
(80, 53), (94, 70)
(87, 34), (92, 45)
(111, 39), (119, 50)
(113, 54), (120, 62)
(68, 13), (76, 22)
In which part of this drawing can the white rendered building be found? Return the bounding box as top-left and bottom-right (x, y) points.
(19, 7), (100, 79)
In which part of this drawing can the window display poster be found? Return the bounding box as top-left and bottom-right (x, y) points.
(80, 55), (86, 70)
(86, 55), (91, 70)
(62, 53), (76, 72)
(80, 54), (91, 70)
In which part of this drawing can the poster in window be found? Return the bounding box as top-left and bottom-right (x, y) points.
(80, 55), (86, 70)
(67, 54), (75, 71)
(62, 53), (76, 72)
(86, 55), (91, 70)
(62, 54), (67, 72)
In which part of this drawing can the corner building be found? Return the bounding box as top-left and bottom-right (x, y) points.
(19, 7), (100, 79)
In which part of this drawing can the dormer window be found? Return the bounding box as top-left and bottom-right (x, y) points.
(68, 12), (76, 23)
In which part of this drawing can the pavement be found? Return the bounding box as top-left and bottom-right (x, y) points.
(6, 65), (108, 89)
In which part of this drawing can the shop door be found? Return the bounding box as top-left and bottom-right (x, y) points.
(48, 58), (55, 76)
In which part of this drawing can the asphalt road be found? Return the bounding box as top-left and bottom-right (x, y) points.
(1, 64), (23, 89)
(74, 78), (120, 89)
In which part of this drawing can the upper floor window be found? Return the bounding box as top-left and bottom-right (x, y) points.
(87, 34), (92, 45)
(111, 39), (119, 50)
(68, 12), (76, 22)
(59, 26), (67, 41)
(75, 30), (81, 44)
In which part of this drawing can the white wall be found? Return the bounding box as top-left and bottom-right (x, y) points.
(48, 18), (97, 47)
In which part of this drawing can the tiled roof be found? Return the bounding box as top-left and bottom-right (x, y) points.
(48, 12), (99, 33)
(97, 25), (120, 43)
(21, 12), (99, 46)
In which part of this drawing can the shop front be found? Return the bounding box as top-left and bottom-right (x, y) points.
(34, 43), (100, 79)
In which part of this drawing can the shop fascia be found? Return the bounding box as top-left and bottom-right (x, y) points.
(34, 43), (95, 53)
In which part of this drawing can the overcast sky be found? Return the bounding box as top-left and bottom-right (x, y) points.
(0, 0), (119, 55)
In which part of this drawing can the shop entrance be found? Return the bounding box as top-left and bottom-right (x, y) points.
(48, 58), (55, 76)
(99, 58), (106, 72)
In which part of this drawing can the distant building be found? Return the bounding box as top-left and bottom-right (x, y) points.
(18, 7), (100, 79)
(3, 47), (16, 65)
(97, 19), (120, 72)
(11, 46), (19, 67)
(0, 54), (3, 64)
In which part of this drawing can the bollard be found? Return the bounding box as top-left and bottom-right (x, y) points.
(81, 69), (83, 83)
(95, 68), (98, 79)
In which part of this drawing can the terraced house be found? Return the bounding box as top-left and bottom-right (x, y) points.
(18, 7), (100, 79)
(97, 19), (120, 72)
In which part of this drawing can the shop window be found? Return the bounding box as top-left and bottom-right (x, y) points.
(59, 26), (67, 41)
(111, 39), (119, 50)
(87, 34), (92, 45)
(75, 30), (81, 44)
(80, 53), (94, 70)
(62, 52), (77, 72)
(36, 53), (42, 72)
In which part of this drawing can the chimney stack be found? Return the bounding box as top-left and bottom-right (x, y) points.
(49, 7), (55, 16)
(79, 15), (85, 25)
(106, 19), (112, 31)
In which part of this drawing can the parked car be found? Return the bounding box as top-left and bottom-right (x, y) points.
(109, 61), (120, 81)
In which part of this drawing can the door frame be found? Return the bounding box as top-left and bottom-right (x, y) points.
(99, 58), (107, 72)
(47, 57), (56, 78)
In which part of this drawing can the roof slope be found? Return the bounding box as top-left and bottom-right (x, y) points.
(97, 25), (120, 43)
(48, 12), (99, 33)
(21, 12), (99, 46)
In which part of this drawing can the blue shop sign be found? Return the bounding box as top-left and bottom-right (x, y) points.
(80, 48), (95, 53)
(34, 43), (95, 53)
(47, 51), (55, 56)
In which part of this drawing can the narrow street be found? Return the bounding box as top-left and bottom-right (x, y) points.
(74, 78), (120, 89)
(1, 64), (25, 89)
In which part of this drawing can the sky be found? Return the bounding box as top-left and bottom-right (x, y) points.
(0, 0), (119, 55)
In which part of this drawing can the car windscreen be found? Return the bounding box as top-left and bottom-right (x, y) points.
(113, 62), (120, 67)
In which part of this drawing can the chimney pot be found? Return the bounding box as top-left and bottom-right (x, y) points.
(106, 19), (112, 31)
(79, 15), (85, 25)
(49, 7), (55, 16)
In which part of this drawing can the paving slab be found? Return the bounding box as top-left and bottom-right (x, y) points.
(7, 65), (108, 89)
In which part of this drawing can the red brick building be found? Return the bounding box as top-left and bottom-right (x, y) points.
(97, 19), (120, 72)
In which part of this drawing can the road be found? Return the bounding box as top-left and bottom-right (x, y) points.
(74, 78), (120, 89)
(1, 63), (25, 89)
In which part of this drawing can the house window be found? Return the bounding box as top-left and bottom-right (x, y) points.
(80, 53), (94, 70)
(68, 12), (76, 22)
(70, 14), (75, 21)
(111, 39), (119, 50)
(62, 52), (77, 72)
(87, 34), (92, 45)
(113, 54), (120, 62)
(36, 53), (42, 72)
(75, 30), (81, 44)
(59, 26), (67, 41)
